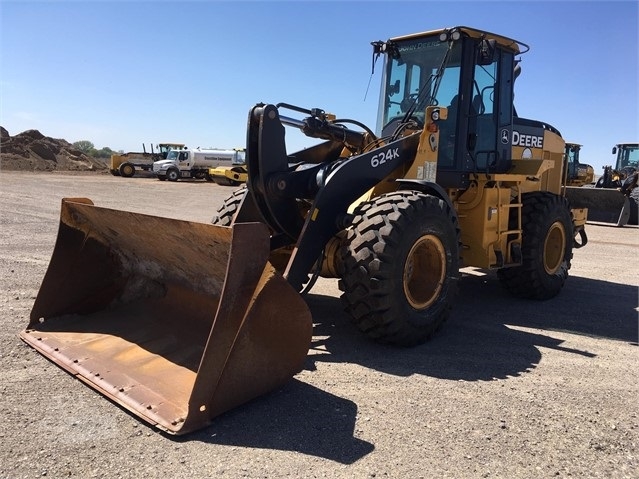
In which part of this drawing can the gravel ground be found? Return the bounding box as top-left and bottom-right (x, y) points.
(1, 171), (637, 479)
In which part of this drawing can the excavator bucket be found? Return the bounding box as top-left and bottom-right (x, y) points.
(565, 187), (630, 227)
(20, 198), (313, 435)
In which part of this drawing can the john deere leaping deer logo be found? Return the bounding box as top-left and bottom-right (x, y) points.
(501, 128), (510, 145)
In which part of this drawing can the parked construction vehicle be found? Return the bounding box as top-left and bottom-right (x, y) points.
(110, 143), (185, 177)
(564, 143), (594, 186)
(153, 147), (244, 181)
(21, 26), (588, 435)
(565, 142), (638, 226)
(208, 164), (248, 186)
(207, 148), (247, 186)
(602, 143), (638, 186)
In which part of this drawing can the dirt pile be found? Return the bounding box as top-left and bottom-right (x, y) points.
(0, 126), (107, 172)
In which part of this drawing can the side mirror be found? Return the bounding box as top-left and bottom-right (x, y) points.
(477, 39), (496, 65)
(612, 146), (617, 155)
(513, 63), (522, 81)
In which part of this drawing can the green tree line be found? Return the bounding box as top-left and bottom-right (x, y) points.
(72, 140), (122, 159)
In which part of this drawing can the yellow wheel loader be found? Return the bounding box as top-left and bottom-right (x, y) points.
(564, 142), (638, 226)
(564, 143), (594, 186)
(21, 26), (588, 435)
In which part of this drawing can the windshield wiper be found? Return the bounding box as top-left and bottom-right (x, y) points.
(393, 43), (455, 140)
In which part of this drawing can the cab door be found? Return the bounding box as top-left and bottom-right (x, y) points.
(466, 44), (514, 174)
(178, 151), (192, 176)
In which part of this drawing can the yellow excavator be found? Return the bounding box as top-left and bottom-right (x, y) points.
(21, 26), (588, 435)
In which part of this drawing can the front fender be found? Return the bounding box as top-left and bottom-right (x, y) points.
(397, 179), (456, 214)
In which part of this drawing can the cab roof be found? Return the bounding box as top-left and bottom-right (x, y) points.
(389, 26), (528, 55)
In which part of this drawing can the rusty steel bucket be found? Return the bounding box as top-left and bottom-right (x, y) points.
(20, 198), (313, 435)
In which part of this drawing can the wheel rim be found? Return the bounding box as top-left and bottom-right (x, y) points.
(403, 234), (446, 310)
(543, 221), (566, 274)
(123, 165), (133, 176)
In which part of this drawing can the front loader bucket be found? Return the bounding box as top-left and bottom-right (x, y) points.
(20, 198), (313, 435)
(565, 187), (630, 226)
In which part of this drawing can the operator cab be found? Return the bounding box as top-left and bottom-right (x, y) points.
(166, 149), (190, 162)
(156, 143), (186, 160)
(613, 143), (639, 171)
(233, 148), (247, 165)
(566, 143), (581, 179)
(375, 26), (527, 188)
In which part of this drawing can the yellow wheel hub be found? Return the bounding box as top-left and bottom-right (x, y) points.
(543, 221), (566, 274)
(403, 234), (446, 310)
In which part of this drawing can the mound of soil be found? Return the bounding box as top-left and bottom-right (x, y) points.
(0, 126), (107, 172)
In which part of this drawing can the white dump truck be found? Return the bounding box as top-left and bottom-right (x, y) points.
(153, 147), (244, 181)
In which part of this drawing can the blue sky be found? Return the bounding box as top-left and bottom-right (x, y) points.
(1, 0), (637, 172)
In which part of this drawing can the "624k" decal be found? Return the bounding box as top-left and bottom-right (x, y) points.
(370, 147), (399, 167)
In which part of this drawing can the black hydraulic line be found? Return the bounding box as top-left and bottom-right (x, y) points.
(332, 119), (377, 140)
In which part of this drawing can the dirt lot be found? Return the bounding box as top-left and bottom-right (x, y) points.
(1, 171), (637, 479)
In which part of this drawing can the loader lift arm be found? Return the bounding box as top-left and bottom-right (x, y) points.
(236, 103), (421, 291)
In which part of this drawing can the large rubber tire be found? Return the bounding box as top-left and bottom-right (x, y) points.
(166, 168), (180, 182)
(211, 185), (247, 225)
(339, 190), (460, 347)
(497, 192), (573, 299)
(119, 163), (135, 178)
